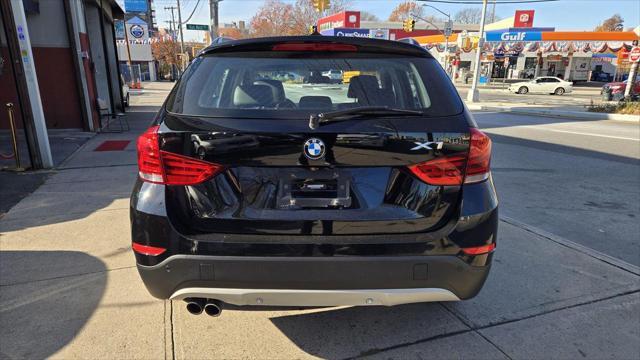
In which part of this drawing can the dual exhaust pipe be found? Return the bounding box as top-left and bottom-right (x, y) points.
(185, 298), (222, 317)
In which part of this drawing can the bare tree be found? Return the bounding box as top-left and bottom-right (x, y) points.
(249, 0), (296, 37)
(454, 8), (483, 24)
(594, 14), (624, 31)
(288, 0), (353, 35)
(388, 1), (424, 21)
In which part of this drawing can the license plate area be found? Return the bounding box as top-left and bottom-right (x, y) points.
(278, 171), (352, 209)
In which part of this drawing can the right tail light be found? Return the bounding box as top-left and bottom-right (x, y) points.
(463, 128), (492, 184)
(407, 128), (492, 186)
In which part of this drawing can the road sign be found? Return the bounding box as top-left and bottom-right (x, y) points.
(186, 24), (210, 31)
(444, 20), (453, 37)
(629, 47), (640, 63)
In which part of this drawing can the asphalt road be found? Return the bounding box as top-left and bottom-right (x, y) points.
(457, 87), (602, 107)
(284, 82), (604, 109)
(474, 112), (640, 266)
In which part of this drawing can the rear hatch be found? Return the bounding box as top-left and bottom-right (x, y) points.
(140, 38), (489, 240)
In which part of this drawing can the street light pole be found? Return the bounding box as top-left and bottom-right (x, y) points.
(411, 13), (451, 73)
(176, 0), (185, 70)
(420, 4), (452, 77)
(467, 0), (489, 103)
(209, 0), (222, 41)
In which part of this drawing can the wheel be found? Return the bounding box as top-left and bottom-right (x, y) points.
(554, 87), (565, 95)
(124, 93), (130, 107)
(518, 86), (529, 94)
(196, 146), (207, 159)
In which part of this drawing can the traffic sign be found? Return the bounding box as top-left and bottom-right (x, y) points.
(444, 20), (453, 38)
(186, 24), (209, 31)
(629, 46), (640, 63)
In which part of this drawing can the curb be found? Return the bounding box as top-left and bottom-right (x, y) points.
(467, 104), (640, 122)
(501, 216), (640, 277)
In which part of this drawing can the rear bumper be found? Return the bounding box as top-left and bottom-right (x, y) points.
(137, 254), (492, 303)
(171, 287), (460, 307)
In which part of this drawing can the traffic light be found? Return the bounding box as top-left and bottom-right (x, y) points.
(312, 0), (330, 12)
(403, 18), (416, 32)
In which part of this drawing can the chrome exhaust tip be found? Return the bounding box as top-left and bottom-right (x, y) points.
(203, 299), (222, 317)
(185, 298), (205, 315)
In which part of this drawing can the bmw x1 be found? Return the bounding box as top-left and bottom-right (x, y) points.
(131, 36), (498, 317)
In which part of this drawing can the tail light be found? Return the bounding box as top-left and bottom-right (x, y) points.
(407, 128), (491, 186)
(132, 242), (166, 256)
(136, 126), (224, 185)
(464, 128), (492, 184)
(461, 243), (495, 255)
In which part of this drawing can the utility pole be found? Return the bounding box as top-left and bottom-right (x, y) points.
(209, 0), (222, 40)
(164, 6), (177, 41)
(625, 58), (639, 99)
(490, 0), (496, 23)
(467, 0), (489, 103)
(176, 0), (185, 70)
(123, 18), (133, 86)
(164, 20), (173, 39)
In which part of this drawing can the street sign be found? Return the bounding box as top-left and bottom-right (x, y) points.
(444, 20), (453, 37)
(629, 47), (640, 63)
(186, 24), (210, 31)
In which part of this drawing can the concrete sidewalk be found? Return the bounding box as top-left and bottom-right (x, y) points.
(1, 101), (639, 359)
(466, 101), (640, 122)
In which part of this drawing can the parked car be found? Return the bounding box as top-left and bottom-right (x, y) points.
(601, 77), (640, 101)
(322, 69), (343, 82)
(509, 76), (573, 95)
(591, 71), (612, 82)
(131, 36), (498, 316)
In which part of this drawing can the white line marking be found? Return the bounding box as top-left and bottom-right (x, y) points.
(482, 124), (640, 141)
(519, 126), (640, 141)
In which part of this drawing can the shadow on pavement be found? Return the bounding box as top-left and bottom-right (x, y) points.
(269, 302), (461, 359)
(487, 133), (639, 165)
(472, 109), (611, 127)
(0, 251), (107, 359)
(0, 131), (92, 218)
(0, 108), (157, 232)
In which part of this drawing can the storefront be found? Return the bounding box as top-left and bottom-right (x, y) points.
(416, 30), (639, 83)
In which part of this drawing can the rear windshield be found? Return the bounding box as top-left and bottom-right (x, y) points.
(167, 52), (463, 118)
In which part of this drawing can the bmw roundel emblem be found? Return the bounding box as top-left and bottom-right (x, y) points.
(303, 138), (326, 160)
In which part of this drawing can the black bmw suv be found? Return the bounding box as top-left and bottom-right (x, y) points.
(131, 36), (497, 316)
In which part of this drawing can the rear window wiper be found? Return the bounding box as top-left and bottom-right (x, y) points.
(309, 106), (425, 130)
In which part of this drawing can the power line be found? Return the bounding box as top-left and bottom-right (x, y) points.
(180, 0), (202, 24)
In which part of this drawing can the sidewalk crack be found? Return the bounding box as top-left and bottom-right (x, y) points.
(349, 289), (640, 359)
(170, 300), (176, 360)
(440, 303), (513, 360)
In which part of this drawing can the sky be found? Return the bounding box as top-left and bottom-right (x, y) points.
(141, 0), (640, 42)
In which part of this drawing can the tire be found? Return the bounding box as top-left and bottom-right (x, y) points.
(518, 86), (529, 94)
(554, 87), (565, 95)
(196, 146), (207, 159)
(124, 93), (130, 107)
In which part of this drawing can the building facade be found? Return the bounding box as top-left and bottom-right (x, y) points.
(1, 0), (126, 168)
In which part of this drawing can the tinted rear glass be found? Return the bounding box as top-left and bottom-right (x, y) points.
(167, 51), (463, 118)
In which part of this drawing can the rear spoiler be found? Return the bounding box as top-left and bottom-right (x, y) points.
(200, 36), (431, 58)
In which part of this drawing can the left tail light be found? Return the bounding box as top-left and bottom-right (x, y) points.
(136, 125), (224, 185)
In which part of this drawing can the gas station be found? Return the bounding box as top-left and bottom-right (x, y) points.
(412, 10), (640, 83)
